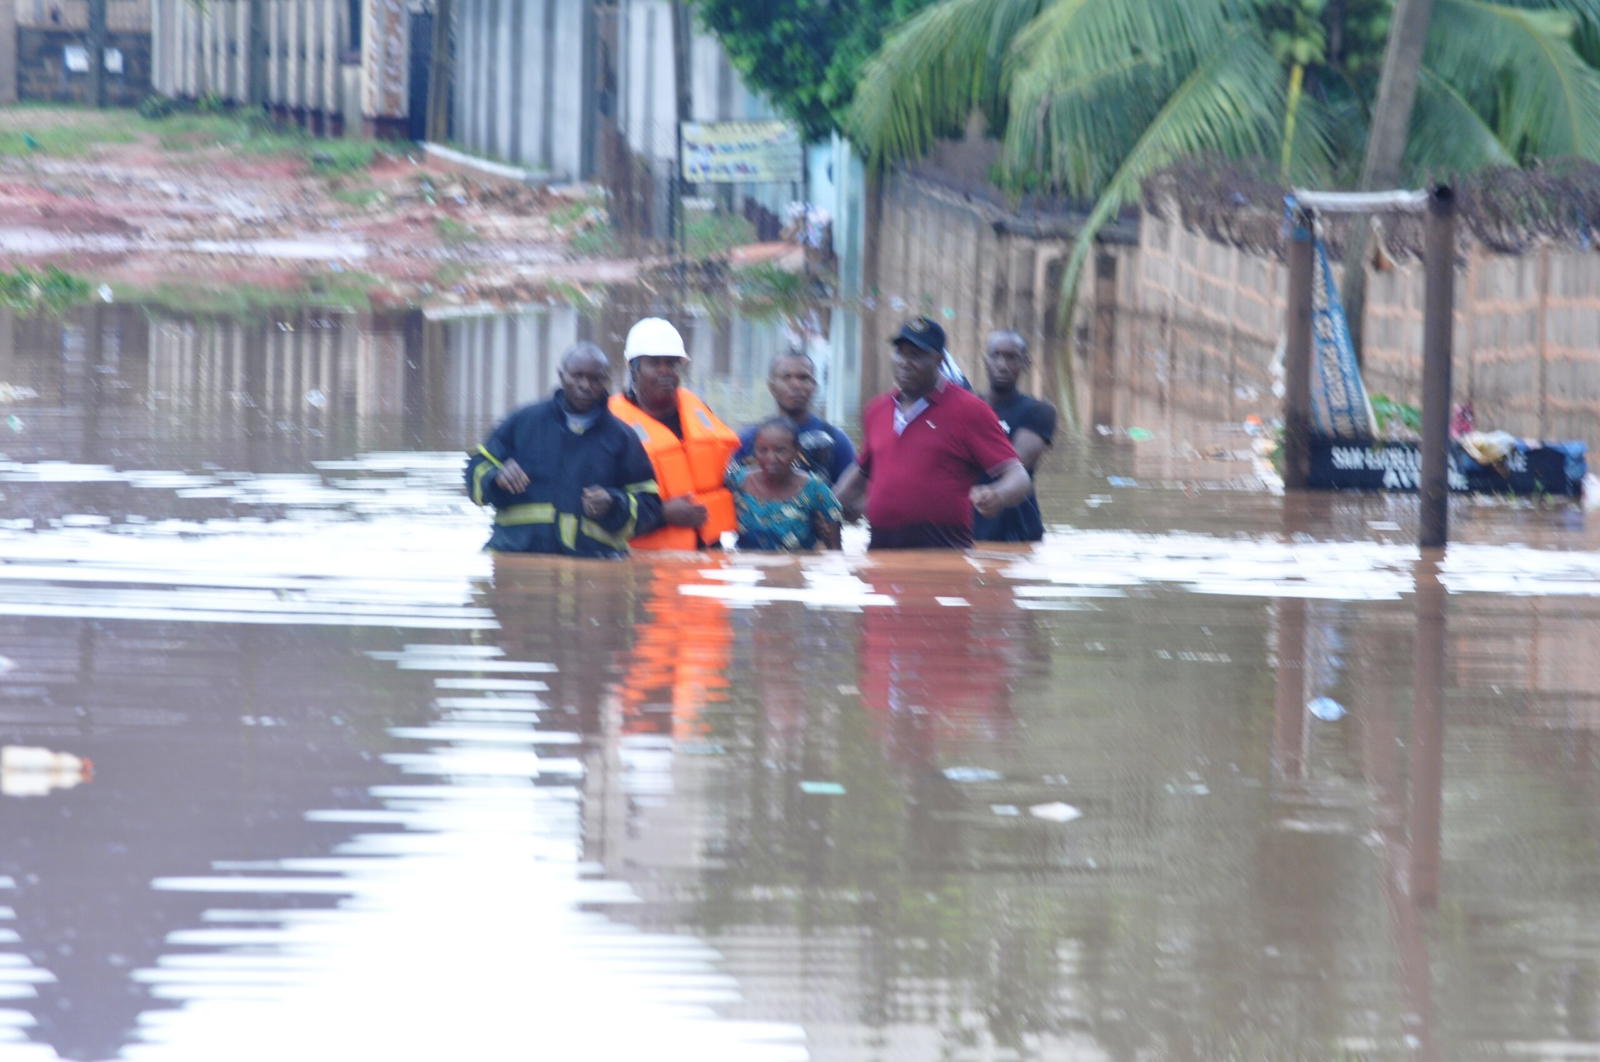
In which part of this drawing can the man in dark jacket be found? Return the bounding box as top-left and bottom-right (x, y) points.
(465, 343), (662, 557)
(973, 330), (1056, 542)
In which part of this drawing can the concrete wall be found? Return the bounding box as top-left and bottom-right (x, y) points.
(16, 26), (150, 104)
(149, 0), (393, 136)
(451, 0), (593, 179)
(15, 0), (150, 31)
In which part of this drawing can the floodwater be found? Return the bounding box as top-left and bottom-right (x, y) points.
(0, 302), (1598, 1061)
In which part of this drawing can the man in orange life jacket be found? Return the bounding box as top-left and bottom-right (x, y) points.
(608, 317), (741, 550)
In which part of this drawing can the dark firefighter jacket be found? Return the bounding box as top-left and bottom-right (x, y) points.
(465, 391), (663, 558)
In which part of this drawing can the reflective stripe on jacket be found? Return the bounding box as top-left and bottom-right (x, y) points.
(609, 389), (739, 550)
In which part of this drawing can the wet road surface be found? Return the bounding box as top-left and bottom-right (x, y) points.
(0, 305), (1598, 1060)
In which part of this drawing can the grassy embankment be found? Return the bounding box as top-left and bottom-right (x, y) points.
(0, 104), (384, 314)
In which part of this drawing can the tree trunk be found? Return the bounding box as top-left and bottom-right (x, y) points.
(426, 0), (453, 142)
(1342, 0), (1437, 362)
(87, 0), (107, 107)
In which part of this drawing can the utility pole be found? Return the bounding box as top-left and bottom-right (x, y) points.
(87, 0), (107, 107)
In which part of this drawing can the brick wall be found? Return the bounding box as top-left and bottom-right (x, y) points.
(16, 26), (150, 104)
(863, 169), (1139, 416)
(1134, 216), (1600, 451)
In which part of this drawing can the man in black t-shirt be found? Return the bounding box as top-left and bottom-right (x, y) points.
(973, 330), (1057, 542)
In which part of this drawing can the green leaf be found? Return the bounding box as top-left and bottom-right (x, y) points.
(1428, 0), (1600, 162)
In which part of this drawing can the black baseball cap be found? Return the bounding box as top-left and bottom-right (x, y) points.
(891, 316), (945, 356)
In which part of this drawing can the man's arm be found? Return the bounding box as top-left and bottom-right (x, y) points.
(1011, 429), (1050, 473)
(605, 434), (665, 538)
(829, 426), (858, 485)
(465, 413), (525, 506)
(970, 459), (1031, 517)
(834, 463), (868, 522)
(1012, 400), (1057, 473)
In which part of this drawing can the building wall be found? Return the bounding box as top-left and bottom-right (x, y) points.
(16, 26), (150, 104)
(148, 0), (396, 136)
(14, 0), (151, 31)
(450, 0), (592, 179)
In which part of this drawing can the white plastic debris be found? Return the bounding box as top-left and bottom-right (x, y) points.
(1307, 696), (1347, 721)
(1029, 802), (1083, 823)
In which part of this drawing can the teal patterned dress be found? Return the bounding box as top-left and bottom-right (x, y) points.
(728, 466), (842, 551)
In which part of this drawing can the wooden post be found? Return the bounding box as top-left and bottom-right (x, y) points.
(1090, 250), (1117, 429)
(1283, 206), (1315, 489)
(1420, 186), (1455, 548)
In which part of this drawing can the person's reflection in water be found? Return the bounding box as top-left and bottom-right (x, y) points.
(853, 554), (1039, 889)
(483, 554), (643, 738)
(858, 555), (1027, 765)
(617, 558), (734, 740)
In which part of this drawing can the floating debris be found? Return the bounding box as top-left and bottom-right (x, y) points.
(1307, 696), (1347, 721)
(1029, 802), (1083, 823)
(1, 745), (93, 797)
(944, 766), (1002, 783)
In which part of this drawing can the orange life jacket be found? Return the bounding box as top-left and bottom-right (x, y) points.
(609, 389), (739, 550)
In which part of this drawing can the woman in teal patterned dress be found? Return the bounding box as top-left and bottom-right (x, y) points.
(728, 419), (843, 551)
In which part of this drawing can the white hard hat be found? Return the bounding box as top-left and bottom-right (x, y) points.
(623, 317), (689, 361)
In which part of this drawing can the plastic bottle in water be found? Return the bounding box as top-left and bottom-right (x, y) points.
(0, 745), (93, 797)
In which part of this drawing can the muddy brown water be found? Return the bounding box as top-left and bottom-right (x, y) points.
(0, 303), (1597, 1060)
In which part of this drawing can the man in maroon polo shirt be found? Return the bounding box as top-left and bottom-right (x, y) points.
(836, 317), (1033, 549)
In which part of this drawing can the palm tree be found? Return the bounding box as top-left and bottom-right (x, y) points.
(848, 0), (1600, 377)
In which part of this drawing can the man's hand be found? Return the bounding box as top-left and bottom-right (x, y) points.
(662, 494), (709, 528)
(581, 486), (615, 519)
(970, 484), (1006, 517)
(833, 465), (867, 523)
(494, 458), (530, 494)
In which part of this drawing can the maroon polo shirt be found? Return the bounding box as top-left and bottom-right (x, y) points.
(857, 379), (1020, 545)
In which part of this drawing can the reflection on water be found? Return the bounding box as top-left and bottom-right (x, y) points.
(0, 302), (1597, 1058)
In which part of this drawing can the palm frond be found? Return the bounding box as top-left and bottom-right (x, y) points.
(846, 0), (1048, 169)
(1001, 43), (1194, 197)
(1047, 26), (1284, 411)
(1007, 0), (1242, 86)
(1429, 0), (1600, 161)
(1491, 0), (1600, 31)
(1282, 79), (1341, 185)
(1404, 68), (1518, 177)
(998, 0), (1255, 199)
